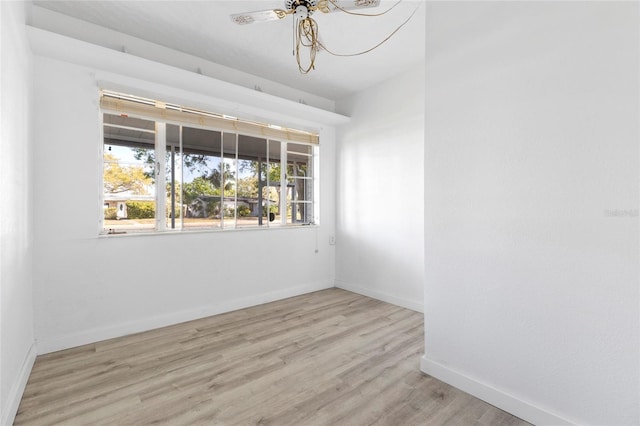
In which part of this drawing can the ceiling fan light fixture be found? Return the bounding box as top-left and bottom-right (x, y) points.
(294, 5), (309, 19)
(286, 0), (318, 15)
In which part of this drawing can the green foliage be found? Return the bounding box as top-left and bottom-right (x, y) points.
(126, 201), (155, 219)
(237, 205), (251, 217)
(262, 204), (278, 216)
(167, 205), (182, 219)
(131, 147), (208, 181)
(104, 207), (118, 220)
(103, 153), (152, 194)
(207, 203), (221, 218)
(268, 162), (283, 182)
(241, 161), (283, 182)
(131, 147), (157, 180)
(187, 197), (220, 219)
(133, 148), (236, 192)
(237, 176), (258, 198)
(182, 177), (218, 204)
(210, 162), (236, 192)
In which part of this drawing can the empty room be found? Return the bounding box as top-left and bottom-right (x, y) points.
(1, 1), (638, 425)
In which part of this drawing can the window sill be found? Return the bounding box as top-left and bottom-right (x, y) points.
(98, 223), (319, 239)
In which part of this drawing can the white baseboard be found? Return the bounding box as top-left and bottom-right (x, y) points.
(420, 356), (576, 426)
(335, 280), (423, 313)
(37, 281), (333, 355)
(2, 342), (37, 426)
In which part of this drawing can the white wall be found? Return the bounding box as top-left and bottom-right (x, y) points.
(0, 2), (36, 425)
(335, 66), (425, 312)
(29, 5), (335, 112)
(30, 30), (342, 354)
(422, 2), (639, 425)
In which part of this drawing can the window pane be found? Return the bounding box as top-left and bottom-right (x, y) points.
(181, 127), (222, 230)
(236, 135), (268, 228)
(166, 124), (182, 230)
(237, 159), (258, 226)
(103, 113), (156, 234)
(266, 140), (281, 226)
(286, 143), (314, 224)
(222, 132), (237, 229)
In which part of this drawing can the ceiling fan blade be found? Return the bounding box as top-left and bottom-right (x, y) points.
(324, 0), (381, 11)
(230, 9), (288, 25)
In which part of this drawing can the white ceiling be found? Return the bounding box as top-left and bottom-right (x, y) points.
(32, 0), (425, 101)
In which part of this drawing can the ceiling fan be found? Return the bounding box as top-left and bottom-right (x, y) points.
(230, 0), (382, 26)
(230, 0), (413, 74)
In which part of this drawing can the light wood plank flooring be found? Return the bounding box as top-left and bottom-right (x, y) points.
(15, 289), (529, 425)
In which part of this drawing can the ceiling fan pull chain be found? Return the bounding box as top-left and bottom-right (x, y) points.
(296, 17), (318, 74)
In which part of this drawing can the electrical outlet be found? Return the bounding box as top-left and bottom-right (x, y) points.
(329, 235), (336, 245)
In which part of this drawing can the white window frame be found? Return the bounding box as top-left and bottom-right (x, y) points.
(100, 91), (319, 235)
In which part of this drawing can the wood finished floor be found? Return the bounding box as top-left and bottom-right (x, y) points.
(15, 289), (530, 426)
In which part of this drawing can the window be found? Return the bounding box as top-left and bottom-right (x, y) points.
(101, 91), (319, 235)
